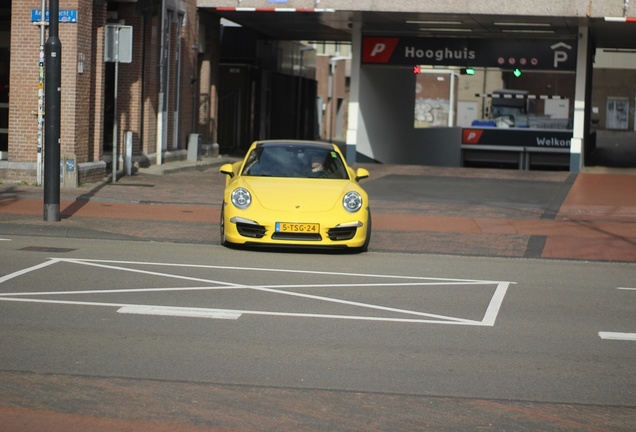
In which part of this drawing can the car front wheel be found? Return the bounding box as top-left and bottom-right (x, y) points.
(220, 206), (228, 246)
(357, 212), (371, 253)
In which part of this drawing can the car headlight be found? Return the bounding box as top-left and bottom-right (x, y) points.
(231, 187), (252, 209)
(343, 191), (362, 213)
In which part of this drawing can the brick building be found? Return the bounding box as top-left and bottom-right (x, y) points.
(1, 0), (220, 184)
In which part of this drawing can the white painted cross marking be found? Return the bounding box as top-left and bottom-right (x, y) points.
(0, 258), (513, 326)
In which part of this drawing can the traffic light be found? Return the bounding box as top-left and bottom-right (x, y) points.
(460, 67), (475, 75)
(513, 68), (522, 78)
(413, 65), (421, 74)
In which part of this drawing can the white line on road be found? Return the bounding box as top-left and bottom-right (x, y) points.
(62, 258), (511, 284)
(0, 281), (496, 298)
(0, 259), (61, 284)
(0, 286), (239, 297)
(599, 332), (636, 341)
(0, 296), (486, 325)
(67, 258), (245, 288)
(118, 306), (242, 320)
(481, 282), (511, 326)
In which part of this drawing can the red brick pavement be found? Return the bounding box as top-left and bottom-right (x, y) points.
(0, 371), (632, 432)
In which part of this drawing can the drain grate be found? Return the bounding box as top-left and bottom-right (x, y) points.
(20, 246), (77, 253)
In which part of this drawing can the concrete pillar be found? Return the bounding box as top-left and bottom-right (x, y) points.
(570, 25), (591, 172)
(345, 17), (362, 165)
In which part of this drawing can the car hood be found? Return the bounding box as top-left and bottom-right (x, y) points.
(241, 177), (355, 212)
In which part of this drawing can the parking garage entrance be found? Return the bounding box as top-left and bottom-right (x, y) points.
(352, 33), (636, 170)
(358, 36), (580, 170)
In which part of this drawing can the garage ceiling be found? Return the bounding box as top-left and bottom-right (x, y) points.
(206, 9), (636, 50)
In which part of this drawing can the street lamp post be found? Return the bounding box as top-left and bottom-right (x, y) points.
(44, 0), (62, 222)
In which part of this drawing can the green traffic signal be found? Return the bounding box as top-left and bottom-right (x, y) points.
(513, 68), (522, 78)
(461, 67), (475, 75)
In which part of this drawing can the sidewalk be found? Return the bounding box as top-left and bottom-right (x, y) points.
(1, 155), (635, 262)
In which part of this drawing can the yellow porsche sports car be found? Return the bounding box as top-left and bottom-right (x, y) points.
(219, 140), (371, 252)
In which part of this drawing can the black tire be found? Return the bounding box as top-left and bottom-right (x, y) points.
(358, 212), (371, 253)
(220, 206), (228, 246)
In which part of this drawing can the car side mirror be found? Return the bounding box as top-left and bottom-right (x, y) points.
(220, 163), (235, 178)
(355, 168), (369, 181)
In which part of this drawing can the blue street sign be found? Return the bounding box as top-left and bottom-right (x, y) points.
(31, 9), (78, 23)
(65, 158), (75, 173)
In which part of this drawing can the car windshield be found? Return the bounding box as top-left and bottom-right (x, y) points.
(241, 145), (349, 179)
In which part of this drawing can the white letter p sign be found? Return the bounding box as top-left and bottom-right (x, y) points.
(370, 43), (386, 57)
(550, 42), (572, 69)
(554, 51), (568, 68)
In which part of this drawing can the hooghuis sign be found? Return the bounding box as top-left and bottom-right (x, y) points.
(362, 37), (576, 71)
(462, 128), (572, 148)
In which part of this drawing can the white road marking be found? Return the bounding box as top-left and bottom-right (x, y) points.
(0, 296), (484, 325)
(0, 286), (239, 297)
(118, 306), (242, 320)
(0, 280), (493, 298)
(0, 259), (61, 284)
(0, 258), (513, 326)
(481, 282), (511, 326)
(63, 258), (503, 284)
(0, 297), (239, 320)
(238, 285), (482, 322)
(597, 288), (636, 341)
(67, 258), (244, 288)
(599, 332), (636, 341)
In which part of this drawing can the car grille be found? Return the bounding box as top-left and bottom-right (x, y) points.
(271, 232), (322, 241)
(236, 222), (267, 238)
(327, 226), (357, 241)
(237, 224), (356, 242)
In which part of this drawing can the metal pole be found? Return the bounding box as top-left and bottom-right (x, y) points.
(449, 72), (456, 127)
(156, 0), (166, 166)
(112, 26), (120, 183)
(36, 0), (46, 186)
(173, 14), (183, 152)
(44, 0), (61, 222)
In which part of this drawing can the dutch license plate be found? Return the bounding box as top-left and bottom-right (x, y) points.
(276, 222), (320, 233)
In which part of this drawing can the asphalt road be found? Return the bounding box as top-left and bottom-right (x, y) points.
(1, 234), (634, 431)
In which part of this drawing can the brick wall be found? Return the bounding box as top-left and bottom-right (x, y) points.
(58, 0), (79, 163)
(179, 0), (200, 148)
(197, 12), (220, 145)
(142, 15), (159, 157)
(116, 5), (144, 159)
(7, 0), (105, 182)
(71, 0), (95, 164)
(90, 4), (106, 163)
(3, 0), (219, 183)
(8, 0), (43, 164)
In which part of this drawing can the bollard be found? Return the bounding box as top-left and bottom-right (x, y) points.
(188, 133), (200, 162)
(125, 130), (133, 176)
(61, 153), (78, 187)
